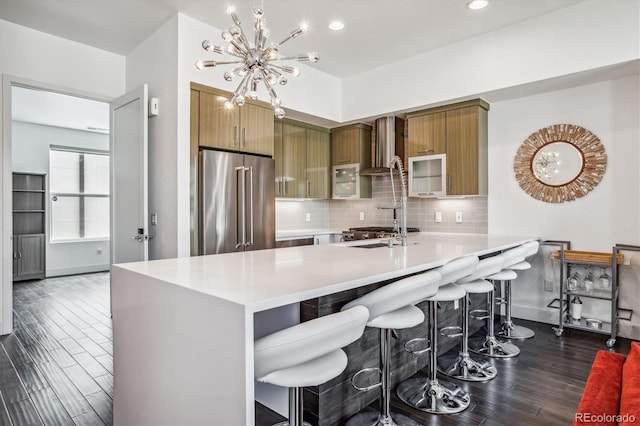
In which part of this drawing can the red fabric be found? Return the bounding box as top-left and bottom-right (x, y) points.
(573, 350), (625, 426)
(619, 341), (640, 426)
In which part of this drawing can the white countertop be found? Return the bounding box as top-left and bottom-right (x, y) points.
(113, 232), (536, 313)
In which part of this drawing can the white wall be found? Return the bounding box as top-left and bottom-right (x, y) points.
(342, 1), (640, 122)
(126, 16), (180, 260)
(1, 20), (126, 333)
(12, 121), (110, 276)
(488, 75), (640, 248)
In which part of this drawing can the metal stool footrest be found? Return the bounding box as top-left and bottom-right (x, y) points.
(404, 337), (431, 355)
(494, 297), (506, 306)
(440, 326), (462, 338)
(469, 309), (489, 320)
(350, 367), (382, 392)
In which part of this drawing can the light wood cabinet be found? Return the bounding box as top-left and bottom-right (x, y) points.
(306, 128), (330, 198)
(13, 172), (46, 281)
(330, 123), (372, 199)
(274, 119), (330, 199)
(407, 99), (488, 196)
(192, 83), (274, 156)
(407, 112), (446, 157)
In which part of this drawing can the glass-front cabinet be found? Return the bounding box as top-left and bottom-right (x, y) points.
(332, 163), (360, 199)
(408, 154), (446, 197)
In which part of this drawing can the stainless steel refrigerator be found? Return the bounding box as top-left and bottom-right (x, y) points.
(199, 149), (275, 254)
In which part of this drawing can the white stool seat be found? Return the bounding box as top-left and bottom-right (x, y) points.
(368, 304), (424, 329)
(427, 283), (466, 302)
(254, 305), (369, 426)
(457, 279), (494, 294)
(259, 349), (347, 388)
(510, 260), (531, 271)
(488, 269), (517, 281)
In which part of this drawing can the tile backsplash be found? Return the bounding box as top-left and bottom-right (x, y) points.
(276, 176), (488, 233)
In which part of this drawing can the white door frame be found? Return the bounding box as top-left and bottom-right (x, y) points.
(0, 74), (112, 335)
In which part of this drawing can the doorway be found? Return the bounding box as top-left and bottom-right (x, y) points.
(2, 76), (111, 335)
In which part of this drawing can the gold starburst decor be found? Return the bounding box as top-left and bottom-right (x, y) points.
(513, 124), (607, 203)
(195, 4), (319, 119)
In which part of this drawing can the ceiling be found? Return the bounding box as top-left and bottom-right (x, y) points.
(0, 0), (584, 78)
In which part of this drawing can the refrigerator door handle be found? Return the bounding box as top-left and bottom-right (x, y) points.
(236, 166), (246, 248)
(246, 166), (254, 246)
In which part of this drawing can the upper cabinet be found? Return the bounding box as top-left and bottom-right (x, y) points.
(407, 99), (489, 196)
(407, 112), (446, 157)
(330, 123), (372, 199)
(274, 119), (330, 199)
(192, 83), (274, 157)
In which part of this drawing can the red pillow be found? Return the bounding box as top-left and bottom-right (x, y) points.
(574, 350), (625, 426)
(619, 341), (640, 426)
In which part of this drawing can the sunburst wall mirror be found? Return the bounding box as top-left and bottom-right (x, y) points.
(513, 124), (607, 203)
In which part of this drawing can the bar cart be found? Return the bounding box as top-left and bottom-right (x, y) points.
(552, 245), (635, 347)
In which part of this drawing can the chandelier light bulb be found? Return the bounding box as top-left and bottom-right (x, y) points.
(196, 4), (318, 118)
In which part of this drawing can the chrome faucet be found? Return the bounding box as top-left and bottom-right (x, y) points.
(389, 155), (408, 246)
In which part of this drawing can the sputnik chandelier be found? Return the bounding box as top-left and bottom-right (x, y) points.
(195, 3), (319, 119)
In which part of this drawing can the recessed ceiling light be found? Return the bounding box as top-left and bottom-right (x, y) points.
(466, 0), (488, 10)
(328, 21), (344, 31)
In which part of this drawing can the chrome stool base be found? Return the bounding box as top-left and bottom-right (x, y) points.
(468, 335), (520, 358)
(345, 410), (422, 426)
(496, 321), (535, 340)
(273, 422), (312, 426)
(438, 351), (497, 381)
(397, 377), (470, 414)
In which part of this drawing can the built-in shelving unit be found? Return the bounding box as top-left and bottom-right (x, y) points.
(13, 172), (46, 281)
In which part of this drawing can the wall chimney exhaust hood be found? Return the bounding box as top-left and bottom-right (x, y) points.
(359, 116), (405, 176)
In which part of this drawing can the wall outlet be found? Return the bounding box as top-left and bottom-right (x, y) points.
(305, 213), (311, 222)
(544, 279), (554, 292)
(435, 211), (442, 223)
(455, 211), (463, 223)
(359, 212), (365, 221)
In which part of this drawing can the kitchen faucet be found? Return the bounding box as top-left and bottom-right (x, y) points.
(389, 155), (408, 246)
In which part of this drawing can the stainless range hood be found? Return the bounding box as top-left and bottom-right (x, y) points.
(359, 116), (405, 176)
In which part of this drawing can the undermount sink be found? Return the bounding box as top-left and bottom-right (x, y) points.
(349, 242), (390, 249)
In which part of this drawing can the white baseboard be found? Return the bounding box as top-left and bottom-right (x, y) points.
(46, 264), (109, 277)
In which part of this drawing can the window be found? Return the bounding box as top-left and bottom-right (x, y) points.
(49, 147), (110, 241)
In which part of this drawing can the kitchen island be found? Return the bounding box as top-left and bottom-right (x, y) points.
(111, 232), (535, 425)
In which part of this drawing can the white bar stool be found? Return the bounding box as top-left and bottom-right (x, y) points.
(254, 306), (369, 426)
(396, 256), (478, 415)
(469, 246), (527, 358)
(438, 256), (504, 381)
(341, 270), (442, 426)
(496, 240), (540, 340)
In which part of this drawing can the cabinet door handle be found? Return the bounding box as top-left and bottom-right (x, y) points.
(418, 149), (435, 154)
(18, 251), (22, 260)
(233, 126), (238, 146)
(306, 180), (311, 197)
(447, 173), (452, 193)
(242, 128), (246, 147)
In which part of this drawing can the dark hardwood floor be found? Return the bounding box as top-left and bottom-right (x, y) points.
(1, 273), (112, 425)
(1, 273), (634, 425)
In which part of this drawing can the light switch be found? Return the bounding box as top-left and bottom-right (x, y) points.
(359, 212), (365, 221)
(306, 213), (311, 222)
(151, 213), (158, 226)
(455, 212), (463, 223)
(435, 211), (442, 223)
